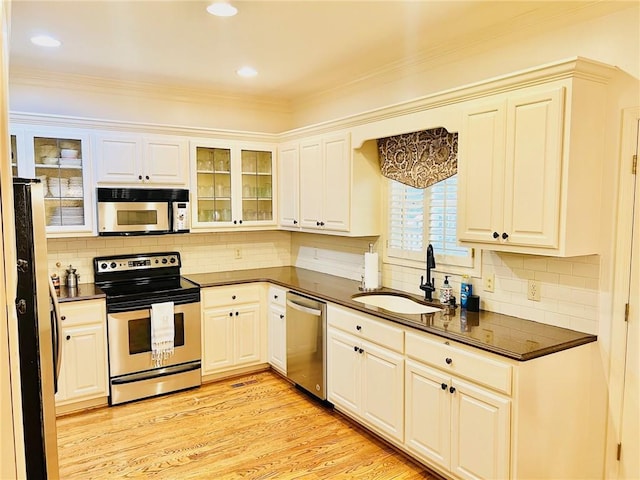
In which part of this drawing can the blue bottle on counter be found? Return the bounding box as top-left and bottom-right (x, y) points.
(461, 275), (472, 308)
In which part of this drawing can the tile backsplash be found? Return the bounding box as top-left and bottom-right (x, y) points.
(49, 231), (601, 334)
(47, 230), (292, 284)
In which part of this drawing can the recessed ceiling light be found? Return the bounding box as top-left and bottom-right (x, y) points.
(236, 66), (258, 78)
(30, 34), (61, 47)
(206, 2), (238, 17)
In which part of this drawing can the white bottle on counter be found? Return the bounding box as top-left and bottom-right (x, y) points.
(439, 275), (452, 304)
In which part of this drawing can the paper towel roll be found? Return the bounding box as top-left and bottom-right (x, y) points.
(364, 252), (379, 289)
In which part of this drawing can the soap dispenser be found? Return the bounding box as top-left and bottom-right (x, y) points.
(440, 275), (452, 305)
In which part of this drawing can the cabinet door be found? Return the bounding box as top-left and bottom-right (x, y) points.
(94, 134), (143, 184)
(321, 133), (350, 232)
(240, 148), (274, 224)
(278, 143), (300, 228)
(143, 137), (188, 186)
(298, 139), (324, 229)
(234, 303), (261, 366)
(360, 340), (404, 442)
(457, 101), (506, 244)
(503, 87), (564, 248)
(59, 323), (107, 401)
(405, 359), (451, 470)
(192, 144), (233, 227)
(268, 303), (286, 374)
(450, 378), (511, 480)
(202, 307), (235, 374)
(327, 328), (360, 415)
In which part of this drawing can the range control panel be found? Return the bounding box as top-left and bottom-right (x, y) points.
(95, 253), (181, 274)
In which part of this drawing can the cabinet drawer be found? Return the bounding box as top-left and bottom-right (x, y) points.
(328, 304), (404, 353)
(268, 286), (286, 307)
(203, 284), (262, 308)
(59, 300), (106, 327)
(406, 331), (512, 395)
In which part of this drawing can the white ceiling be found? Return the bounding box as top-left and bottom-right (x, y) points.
(8, 1), (635, 103)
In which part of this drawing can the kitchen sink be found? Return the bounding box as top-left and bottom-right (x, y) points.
(351, 292), (442, 315)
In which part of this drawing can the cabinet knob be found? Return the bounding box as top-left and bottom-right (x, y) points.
(316, 221), (321, 226)
(232, 295), (236, 300)
(66, 335), (71, 341)
(234, 220), (238, 225)
(229, 312), (233, 317)
(239, 220), (243, 224)
(279, 314), (284, 319)
(293, 220), (298, 225)
(235, 311), (239, 316)
(353, 346), (358, 352)
(502, 232), (509, 240)
(145, 175), (150, 181)
(320, 221), (325, 227)
(493, 232), (499, 239)
(441, 383), (447, 390)
(61, 315), (66, 321)
(449, 386), (456, 394)
(445, 357), (452, 365)
(356, 325), (362, 331)
(138, 175), (143, 181)
(274, 295), (278, 299)
(358, 348), (364, 354)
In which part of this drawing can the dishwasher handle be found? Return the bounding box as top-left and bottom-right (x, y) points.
(286, 299), (322, 316)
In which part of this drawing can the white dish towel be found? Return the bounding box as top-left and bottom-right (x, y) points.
(151, 301), (175, 367)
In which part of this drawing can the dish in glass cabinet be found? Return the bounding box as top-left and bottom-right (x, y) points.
(41, 157), (59, 165)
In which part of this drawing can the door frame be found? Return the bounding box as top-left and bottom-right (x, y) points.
(605, 106), (640, 478)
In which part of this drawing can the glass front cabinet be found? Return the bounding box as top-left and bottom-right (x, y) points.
(191, 140), (276, 229)
(11, 126), (94, 236)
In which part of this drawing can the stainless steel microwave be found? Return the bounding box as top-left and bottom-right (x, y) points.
(97, 188), (190, 235)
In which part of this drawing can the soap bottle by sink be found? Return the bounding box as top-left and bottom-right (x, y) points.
(439, 275), (452, 305)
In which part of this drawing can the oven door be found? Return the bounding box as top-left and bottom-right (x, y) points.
(98, 201), (170, 235)
(107, 301), (200, 378)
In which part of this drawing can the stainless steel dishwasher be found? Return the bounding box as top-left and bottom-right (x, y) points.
(286, 291), (327, 400)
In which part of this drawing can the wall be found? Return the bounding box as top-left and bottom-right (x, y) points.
(47, 230), (291, 284)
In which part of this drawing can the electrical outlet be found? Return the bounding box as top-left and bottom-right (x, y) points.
(483, 273), (495, 293)
(527, 279), (541, 301)
(234, 248), (242, 259)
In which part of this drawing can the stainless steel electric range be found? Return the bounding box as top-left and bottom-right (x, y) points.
(94, 252), (201, 405)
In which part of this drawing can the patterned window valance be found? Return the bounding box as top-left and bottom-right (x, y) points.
(377, 127), (458, 189)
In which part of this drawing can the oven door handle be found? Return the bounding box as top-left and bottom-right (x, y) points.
(110, 360), (201, 385)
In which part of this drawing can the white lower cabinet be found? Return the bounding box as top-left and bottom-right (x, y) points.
(327, 305), (404, 442)
(405, 359), (510, 480)
(267, 286), (287, 375)
(201, 285), (264, 377)
(55, 299), (108, 410)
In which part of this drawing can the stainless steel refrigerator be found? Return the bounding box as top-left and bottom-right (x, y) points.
(13, 177), (61, 479)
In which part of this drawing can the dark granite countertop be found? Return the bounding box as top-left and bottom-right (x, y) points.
(55, 283), (106, 303)
(185, 266), (597, 361)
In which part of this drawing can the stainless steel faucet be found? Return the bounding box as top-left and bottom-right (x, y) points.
(419, 244), (436, 301)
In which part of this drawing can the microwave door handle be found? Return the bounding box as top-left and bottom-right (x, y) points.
(48, 277), (63, 393)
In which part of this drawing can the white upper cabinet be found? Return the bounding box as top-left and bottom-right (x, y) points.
(277, 142), (300, 229)
(12, 126), (95, 237)
(457, 61), (613, 256)
(94, 133), (188, 187)
(190, 139), (276, 230)
(280, 132), (380, 236)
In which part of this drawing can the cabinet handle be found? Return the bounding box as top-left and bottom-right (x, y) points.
(358, 348), (364, 354)
(502, 232), (509, 240)
(492, 232), (499, 239)
(449, 386), (456, 394)
(66, 335), (70, 341)
(441, 383), (447, 390)
(353, 346), (359, 352)
(445, 357), (452, 365)
(279, 314), (284, 319)
(356, 325), (362, 331)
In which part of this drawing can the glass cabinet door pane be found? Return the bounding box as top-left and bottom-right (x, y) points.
(33, 136), (85, 228)
(196, 146), (232, 223)
(10, 135), (18, 177)
(241, 149), (272, 222)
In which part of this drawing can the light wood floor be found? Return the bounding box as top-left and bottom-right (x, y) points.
(56, 371), (443, 479)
